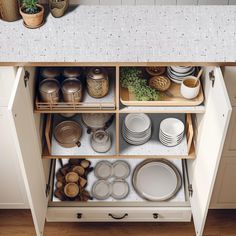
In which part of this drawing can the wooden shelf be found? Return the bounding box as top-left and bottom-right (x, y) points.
(35, 67), (116, 113)
(119, 113), (194, 158)
(42, 113), (195, 160)
(43, 114), (116, 158)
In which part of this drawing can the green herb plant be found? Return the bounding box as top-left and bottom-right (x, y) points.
(120, 67), (159, 101)
(21, 0), (39, 14)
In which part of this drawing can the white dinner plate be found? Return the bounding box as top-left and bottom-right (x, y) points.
(111, 180), (129, 199)
(94, 161), (113, 179)
(168, 67), (195, 77)
(170, 66), (194, 73)
(92, 180), (111, 200)
(124, 113), (151, 133)
(113, 161), (131, 179)
(123, 125), (151, 137)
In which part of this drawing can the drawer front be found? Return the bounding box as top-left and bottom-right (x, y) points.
(47, 207), (191, 222)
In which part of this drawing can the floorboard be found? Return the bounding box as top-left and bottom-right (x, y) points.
(0, 210), (235, 236)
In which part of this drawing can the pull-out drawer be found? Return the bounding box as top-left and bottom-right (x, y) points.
(47, 207), (191, 222)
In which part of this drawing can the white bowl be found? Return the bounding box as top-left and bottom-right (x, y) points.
(160, 118), (185, 138)
(159, 130), (184, 140)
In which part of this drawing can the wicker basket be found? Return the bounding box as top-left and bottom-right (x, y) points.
(49, 0), (69, 18)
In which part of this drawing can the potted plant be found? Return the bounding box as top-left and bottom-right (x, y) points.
(20, 0), (44, 28)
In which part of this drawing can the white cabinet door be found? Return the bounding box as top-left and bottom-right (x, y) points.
(8, 67), (48, 236)
(187, 67), (232, 236)
(0, 107), (28, 208)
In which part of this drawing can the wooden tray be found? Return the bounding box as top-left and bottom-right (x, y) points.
(120, 82), (204, 107)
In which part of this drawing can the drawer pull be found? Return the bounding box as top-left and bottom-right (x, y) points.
(77, 213), (82, 219)
(108, 213), (128, 220)
(153, 213), (159, 219)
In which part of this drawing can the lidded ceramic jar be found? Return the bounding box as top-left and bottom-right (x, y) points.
(39, 78), (60, 103)
(61, 77), (83, 103)
(40, 68), (61, 79)
(63, 68), (82, 78)
(91, 130), (111, 153)
(86, 68), (109, 98)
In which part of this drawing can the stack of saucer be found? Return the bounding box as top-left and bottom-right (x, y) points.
(122, 113), (152, 145)
(159, 118), (184, 147)
(167, 66), (196, 84)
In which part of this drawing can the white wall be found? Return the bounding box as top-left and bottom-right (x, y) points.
(40, 0), (235, 5)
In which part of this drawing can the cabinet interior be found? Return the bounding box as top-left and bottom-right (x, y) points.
(25, 65), (207, 207)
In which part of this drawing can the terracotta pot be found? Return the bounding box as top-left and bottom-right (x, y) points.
(20, 4), (44, 28)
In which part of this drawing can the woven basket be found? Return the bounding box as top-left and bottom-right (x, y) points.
(49, 0), (69, 18)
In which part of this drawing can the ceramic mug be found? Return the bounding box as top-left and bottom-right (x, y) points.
(180, 76), (200, 99)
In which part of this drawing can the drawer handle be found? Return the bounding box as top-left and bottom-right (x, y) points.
(153, 213), (159, 219)
(77, 213), (82, 219)
(108, 213), (128, 220)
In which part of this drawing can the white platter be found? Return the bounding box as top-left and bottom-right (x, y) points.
(132, 159), (182, 201)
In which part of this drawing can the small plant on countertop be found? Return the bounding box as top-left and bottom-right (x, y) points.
(120, 67), (159, 101)
(20, 0), (44, 29)
(21, 0), (39, 14)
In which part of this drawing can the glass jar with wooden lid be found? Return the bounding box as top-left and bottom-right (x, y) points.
(86, 68), (109, 98)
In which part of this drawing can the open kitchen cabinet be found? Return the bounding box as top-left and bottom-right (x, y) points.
(7, 65), (231, 236)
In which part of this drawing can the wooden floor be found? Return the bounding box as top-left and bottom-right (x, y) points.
(0, 210), (236, 236)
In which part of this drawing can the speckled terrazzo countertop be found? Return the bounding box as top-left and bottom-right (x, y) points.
(0, 6), (236, 63)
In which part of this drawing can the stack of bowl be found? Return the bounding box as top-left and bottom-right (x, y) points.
(159, 118), (185, 147)
(167, 66), (196, 84)
(122, 113), (152, 145)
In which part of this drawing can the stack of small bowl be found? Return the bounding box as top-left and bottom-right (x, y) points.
(159, 118), (185, 147)
(122, 113), (152, 145)
(167, 66), (196, 84)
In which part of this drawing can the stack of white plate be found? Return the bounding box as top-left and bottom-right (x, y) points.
(159, 118), (185, 147)
(122, 113), (152, 145)
(167, 66), (196, 84)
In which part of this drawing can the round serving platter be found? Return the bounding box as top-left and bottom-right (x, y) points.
(132, 159), (182, 201)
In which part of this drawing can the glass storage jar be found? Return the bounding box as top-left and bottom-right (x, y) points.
(91, 130), (111, 153)
(86, 68), (109, 98)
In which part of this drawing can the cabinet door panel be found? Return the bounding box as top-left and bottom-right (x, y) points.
(223, 66), (236, 106)
(222, 108), (236, 156)
(8, 67), (47, 236)
(0, 107), (28, 208)
(187, 67), (232, 236)
(211, 157), (236, 208)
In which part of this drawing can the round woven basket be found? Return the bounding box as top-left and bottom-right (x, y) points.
(49, 0), (69, 18)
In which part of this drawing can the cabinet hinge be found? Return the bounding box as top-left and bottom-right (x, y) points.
(209, 70), (215, 88)
(188, 184), (193, 197)
(45, 184), (50, 197)
(24, 70), (30, 88)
